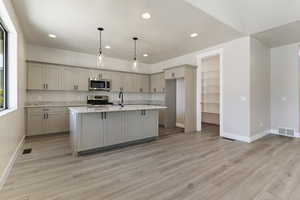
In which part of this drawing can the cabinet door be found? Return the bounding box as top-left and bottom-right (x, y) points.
(27, 113), (44, 136)
(103, 112), (124, 146)
(62, 68), (75, 90)
(111, 72), (123, 92)
(159, 73), (165, 93)
(45, 66), (62, 90)
(100, 71), (112, 80)
(80, 113), (104, 151)
(150, 74), (158, 93)
(44, 112), (66, 134)
(76, 69), (89, 91)
(123, 73), (135, 92)
(138, 75), (149, 93)
(143, 110), (158, 138)
(27, 63), (44, 90)
(125, 111), (143, 141)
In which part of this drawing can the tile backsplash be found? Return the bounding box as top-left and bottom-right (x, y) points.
(26, 91), (165, 105)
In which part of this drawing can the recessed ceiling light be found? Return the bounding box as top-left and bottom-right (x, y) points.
(190, 33), (198, 38)
(48, 34), (57, 38)
(105, 45), (111, 49)
(143, 54), (148, 57)
(142, 12), (151, 19)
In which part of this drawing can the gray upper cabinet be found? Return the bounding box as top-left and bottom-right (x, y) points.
(27, 63), (44, 90)
(27, 61), (150, 93)
(150, 73), (165, 93)
(27, 62), (62, 90)
(62, 68), (89, 91)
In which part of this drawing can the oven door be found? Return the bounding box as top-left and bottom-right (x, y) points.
(89, 80), (108, 91)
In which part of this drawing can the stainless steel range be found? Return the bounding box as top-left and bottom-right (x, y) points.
(87, 95), (113, 106)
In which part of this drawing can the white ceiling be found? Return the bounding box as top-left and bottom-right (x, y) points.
(11, 0), (242, 64)
(253, 20), (300, 48)
(185, 0), (300, 35)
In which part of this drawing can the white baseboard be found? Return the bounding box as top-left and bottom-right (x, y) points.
(249, 130), (271, 142)
(176, 123), (184, 128)
(0, 135), (25, 191)
(221, 130), (271, 143)
(221, 132), (251, 143)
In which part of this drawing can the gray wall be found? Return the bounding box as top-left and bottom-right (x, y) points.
(250, 38), (271, 137)
(271, 43), (300, 132)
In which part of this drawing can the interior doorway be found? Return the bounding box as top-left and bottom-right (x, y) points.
(197, 49), (223, 136)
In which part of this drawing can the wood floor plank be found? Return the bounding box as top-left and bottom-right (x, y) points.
(1, 126), (300, 200)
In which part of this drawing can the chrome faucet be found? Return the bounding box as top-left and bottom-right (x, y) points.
(119, 89), (124, 107)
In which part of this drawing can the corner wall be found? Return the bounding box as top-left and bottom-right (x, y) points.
(270, 43), (300, 133)
(0, 0), (27, 187)
(151, 37), (251, 141)
(250, 38), (271, 139)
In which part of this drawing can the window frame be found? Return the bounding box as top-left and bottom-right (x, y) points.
(0, 21), (8, 111)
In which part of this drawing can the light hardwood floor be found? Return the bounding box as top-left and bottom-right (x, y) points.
(1, 128), (300, 200)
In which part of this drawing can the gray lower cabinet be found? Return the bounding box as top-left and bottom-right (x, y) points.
(103, 112), (124, 146)
(72, 110), (159, 153)
(80, 113), (104, 151)
(26, 107), (69, 136)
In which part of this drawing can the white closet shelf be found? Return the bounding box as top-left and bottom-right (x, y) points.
(202, 92), (220, 94)
(202, 111), (220, 114)
(202, 70), (219, 73)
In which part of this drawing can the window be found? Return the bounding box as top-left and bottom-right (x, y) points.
(0, 21), (8, 111)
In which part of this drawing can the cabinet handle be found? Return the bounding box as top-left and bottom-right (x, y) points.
(46, 84), (48, 89)
(101, 113), (103, 120)
(154, 88), (157, 93)
(105, 112), (107, 119)
(46, 113), (49, 119)
(144, 110), (146, 115)
(172, 73), (175, 77)
(43, 113), (46, 119)
(140, 88), (143, 92)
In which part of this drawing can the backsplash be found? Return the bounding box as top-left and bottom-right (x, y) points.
(26, 91), (165, 105)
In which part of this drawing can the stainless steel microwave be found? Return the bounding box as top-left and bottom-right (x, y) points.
(88, 78), (111, 91)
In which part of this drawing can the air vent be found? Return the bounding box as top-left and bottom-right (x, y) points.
(278, 128), (286, 135)
(22, 148), (32, 155)
(286, 129), (295, 137)
(278, 128), (295, 137)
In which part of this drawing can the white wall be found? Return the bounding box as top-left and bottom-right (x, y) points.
(151, 37), (251, 140)
(271, 43), (300, 132)
(26, 44), (152, 74)
(250, 38), (271, 137)
(0, 0), (26, 187)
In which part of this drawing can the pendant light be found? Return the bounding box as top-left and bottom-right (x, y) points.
(133, 37), (138, 69)
(97, 27), (104, 67)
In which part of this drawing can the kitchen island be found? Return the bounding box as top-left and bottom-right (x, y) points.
(69, 105), (166, 155)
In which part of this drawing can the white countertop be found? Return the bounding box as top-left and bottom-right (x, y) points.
(69, 105), (167, 114)
(25, 102), (88, 108)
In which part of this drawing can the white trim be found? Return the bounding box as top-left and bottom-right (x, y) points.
(222, 132), (251, 143)
(0, 135), (25, 190)
(196, 48), (224, 137)
(249, 130), (271, 142)
(0, 107), (17, 117)
(176, 122), (185, 128)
